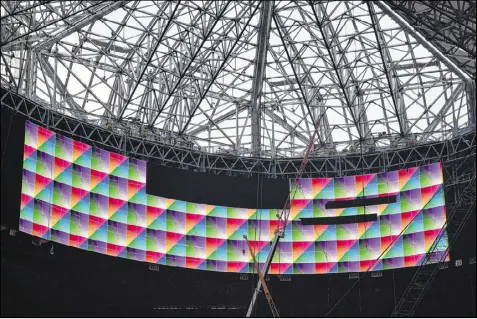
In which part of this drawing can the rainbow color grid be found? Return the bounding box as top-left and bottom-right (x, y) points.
(19, 121), (449, 274)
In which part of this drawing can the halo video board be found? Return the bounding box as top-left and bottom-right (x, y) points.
(19, 121), (448, 274)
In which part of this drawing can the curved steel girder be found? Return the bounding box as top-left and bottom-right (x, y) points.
(272, 13), (324, 145)
(178, 1), (263, 134)
(386, 0), (476, 78)
(117, 1), (183, 120)
(0, 1), (473, 158)
(2, 87), (475, 178)
(0, 1), (109, 47)
(306, 1), (363, 140)
(32, 1), (130, 52)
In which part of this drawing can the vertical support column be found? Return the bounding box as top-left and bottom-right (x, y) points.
(374, 0), (469, 82)
(200, 153), (206, 172)
(29, 52), (37, 96)
(355, 85), (369, 139)
(394, 78), (409, 133)
(23, 48), (31, 94)
(271, 103), (276, 158)
(236, 102), (240, 150)
(466, 79), (476, 127)
(251, 1), (274, 157)
(312, 95), (328, 144)
(53, 46), (58, 110)
(23, 6), (38, 97)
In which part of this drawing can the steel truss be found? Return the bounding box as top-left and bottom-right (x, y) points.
(1, 1), (475, 159)
(385, 0), (476, 79)
(2, 87), (475, 178)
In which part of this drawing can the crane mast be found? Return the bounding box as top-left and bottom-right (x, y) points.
(245, 129), (319, 317)
(244, 235), (281, 317)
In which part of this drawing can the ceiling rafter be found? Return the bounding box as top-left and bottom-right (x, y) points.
(117, 0), (182, 120)
(1, 0), (473, 158)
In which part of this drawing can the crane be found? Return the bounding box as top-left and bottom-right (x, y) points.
(245, 127), (320, 317)
(243, 234), (280, 317)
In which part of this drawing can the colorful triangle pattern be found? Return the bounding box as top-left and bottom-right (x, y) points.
(20, 121), (448, 275)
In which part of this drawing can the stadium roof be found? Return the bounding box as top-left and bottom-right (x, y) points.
(1, 1), (476, 158)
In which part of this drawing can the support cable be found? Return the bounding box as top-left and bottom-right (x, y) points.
(1, 110), (14, 169)
(324, 165), (468, 316)
(391, 174), (476, 317)
(325, 153), (475, 317)
(393, 270), (397, 309)
(252, 173), (260, 307)
(470, 263), (476, 318)
(246, 87), (326, 316)
(256, 174), (264, 317)
(258, 173), (264, 317)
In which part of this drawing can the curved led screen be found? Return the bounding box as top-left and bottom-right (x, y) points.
(19, 121), (448, 274)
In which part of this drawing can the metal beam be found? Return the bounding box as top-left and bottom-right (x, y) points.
(147, 1), (233, 125)
(188, 101), (310, 146)
(420, 84), (465, 141)
(273, 14), (324, 145)
(245, 230), (282, 317)
(0, 1), (54, 21)
(32, 1), (129, 52)
(274, 14), (333, 144)
(307, 1), (363, 141)
(118, 1), (183, 121)
(244, 234), (280, 317)
(374, 0), (471, 81)
(385, 0), (476, 78)
(2, 85), (476, 177)
(466, 80), (476, 126)
(368, 2), (406, 134)
(0, 1), (108, 47)
(38, 55), (84, 117)
(0, 52), (18, 88)
(250, 0), (274, 157)
(118, 0), (181, 120)
(178, 1), (263, 135)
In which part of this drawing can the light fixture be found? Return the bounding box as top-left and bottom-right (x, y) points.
(239, 274), (248, 281)
(149, 264), (160, 272)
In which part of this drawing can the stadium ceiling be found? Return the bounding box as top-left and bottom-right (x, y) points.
(1, 1), (476, 159)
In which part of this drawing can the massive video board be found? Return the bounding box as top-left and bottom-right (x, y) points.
(19, 121), (448, 274)
(290, 164), (449, 273)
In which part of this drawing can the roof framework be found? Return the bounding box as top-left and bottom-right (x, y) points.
(1, 0), (476, 159)
(2, 88), (475, 178)
(385, 0), (476, 79)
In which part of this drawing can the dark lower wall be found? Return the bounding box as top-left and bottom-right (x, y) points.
(1, 107), (476, 317)
(1, 230), (476, 318)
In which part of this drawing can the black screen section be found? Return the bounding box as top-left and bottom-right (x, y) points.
(1, 106), (26, 229)
(301, 213), (378, 225)
(146, 160), (289, 209)
(325, 195), (397, 209)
